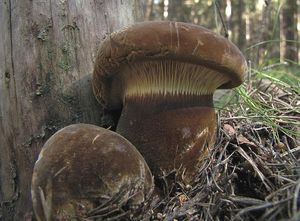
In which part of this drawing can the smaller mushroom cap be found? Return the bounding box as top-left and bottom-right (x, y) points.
(31, 124), (153, 221)
(93, 21), (248, 109)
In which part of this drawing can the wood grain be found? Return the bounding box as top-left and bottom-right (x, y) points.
(0, 0), (144, 219)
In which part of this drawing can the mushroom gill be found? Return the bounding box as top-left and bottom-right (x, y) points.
(116, 60), (230, 100)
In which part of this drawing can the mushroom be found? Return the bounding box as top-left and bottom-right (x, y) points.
(93, 21), (247, 182)
(31, 124), (153, 221)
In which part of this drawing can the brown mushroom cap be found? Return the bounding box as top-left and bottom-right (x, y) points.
(93, 21), (247, 109)
(31, 124), (153, 221)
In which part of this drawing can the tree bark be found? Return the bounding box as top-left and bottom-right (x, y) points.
(145, 0), (154, 20)
(280, 0), (298, 63)
(0, 0), (144, 220)
(236, 0), (246, 51)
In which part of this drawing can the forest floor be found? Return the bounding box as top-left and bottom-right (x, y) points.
(145, 73), (300, 221)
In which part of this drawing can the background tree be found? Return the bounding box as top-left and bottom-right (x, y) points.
(280, 0), (298, 63)
(0, 0), (144, 220)
(146, 0), (300, 67)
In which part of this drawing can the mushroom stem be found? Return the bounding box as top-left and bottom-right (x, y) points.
(93, 22), (247, 183)
(116, 94), (216, 182)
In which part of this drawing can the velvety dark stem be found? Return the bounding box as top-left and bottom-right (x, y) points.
(116, 94), (216, 182)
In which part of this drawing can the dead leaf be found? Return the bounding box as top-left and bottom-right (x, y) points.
(237, 134), (257, 148)
(178, 194), (188, 206)
(274, 142), (286, 152)
(223, 124), (236, 136)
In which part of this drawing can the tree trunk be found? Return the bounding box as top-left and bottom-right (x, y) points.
(145, 0), (154, 20)
(236, 0), (246, 51)
(280, 0), (298, 63)
(0, 0), (144, 220)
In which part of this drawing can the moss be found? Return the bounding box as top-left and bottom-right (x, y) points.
(58, 42), (73, 71)
(4, 71), (10, 88)
(37, 29), (48, 41)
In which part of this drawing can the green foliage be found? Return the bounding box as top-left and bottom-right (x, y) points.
(216, 66), (299, 142)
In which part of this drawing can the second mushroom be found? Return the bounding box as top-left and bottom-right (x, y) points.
(93, 21), (247, 182)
